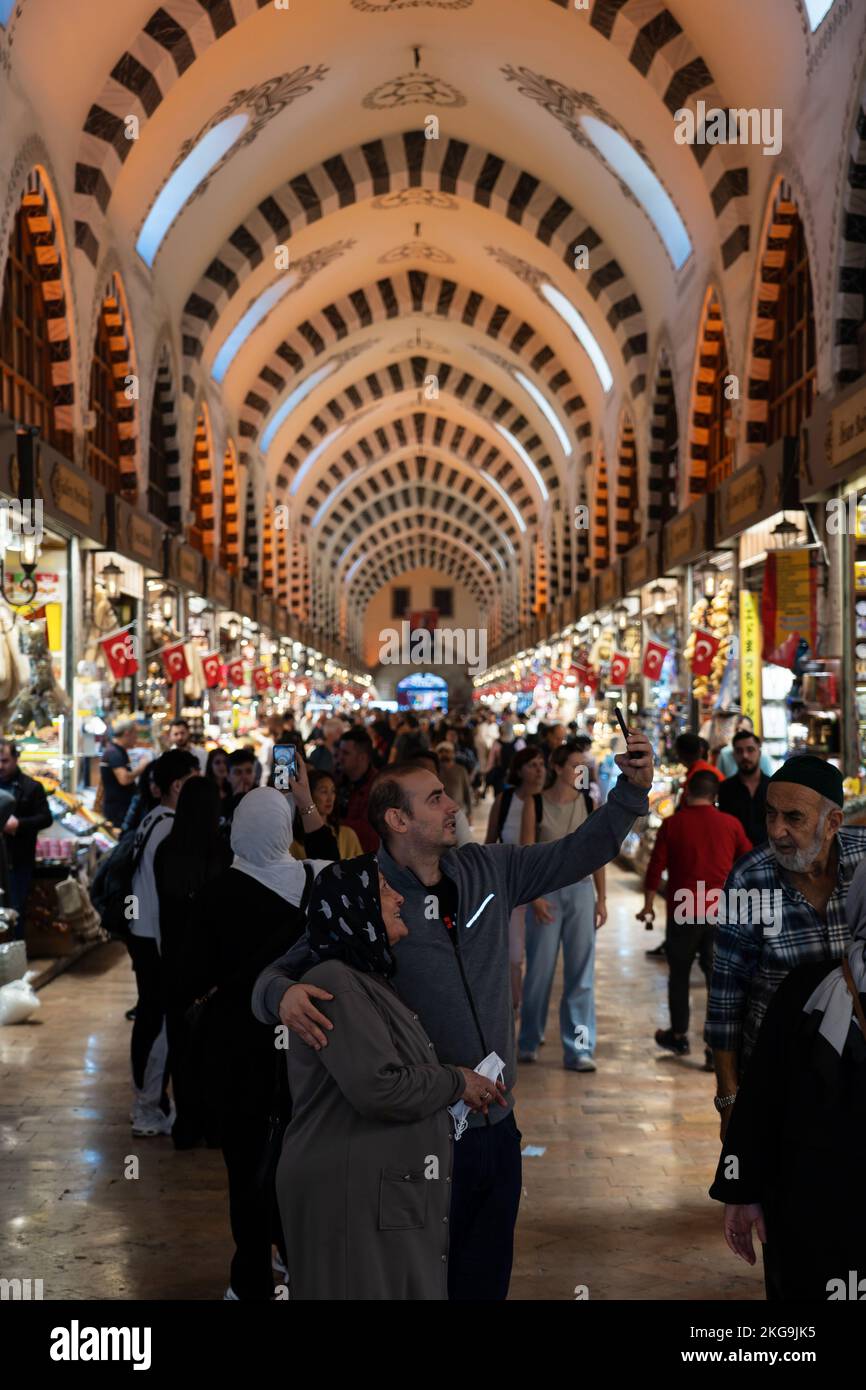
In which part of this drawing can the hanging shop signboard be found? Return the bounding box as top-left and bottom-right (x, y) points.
(761, 550), (817, 666)
(739, 590), (763, 736)
(595, 563), (623, 610)
(0, 414), (19, 499)
(235, 581), (258, 622)
(623, 536), (660, 594)
(108, 496), (164, 572)
(34, 439), (108, 546)
(801, 377), (866, 498)
(167, 537), (205, 593)
(206, 562), (234, 609)
(661, 495), (711, 573)
(714, 438), (798, 546)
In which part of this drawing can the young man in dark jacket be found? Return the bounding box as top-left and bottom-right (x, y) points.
(0, 739), (53, 940)
(252, 728), (653, 1300)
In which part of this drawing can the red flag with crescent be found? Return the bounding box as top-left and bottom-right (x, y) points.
(200, 652), (222, 688)
(271, 669), (284, 691)
(100, 626), (138, 680)
(610, 651), (630, 686)
(642, 640), (669, 681)
(689, 629), (721, 677)
(161, 641), (190, 684)
(225, 659), (245, 688)
(252, 666), (270, 693)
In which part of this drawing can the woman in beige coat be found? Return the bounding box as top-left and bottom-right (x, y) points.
(276, 854), (501, 1300)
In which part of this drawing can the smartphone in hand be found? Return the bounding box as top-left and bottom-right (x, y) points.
(272, 743), (299, 787)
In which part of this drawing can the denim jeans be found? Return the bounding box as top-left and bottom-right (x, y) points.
(9, 862), (33, 941)
(448, 1111), (523, 1301)
(519, 878), (596, 1064)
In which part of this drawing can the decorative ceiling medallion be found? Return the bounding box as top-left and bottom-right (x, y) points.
(372, 188), (458, 211)
(484, 246), (546, 297)
(501, 65), (650, 216)
(362, 72), (466, 110)
(162, 66), (329, 211)
(353, 0), (472, 9)
(378, 242), (455, 264)
(290, 238), (357, 289)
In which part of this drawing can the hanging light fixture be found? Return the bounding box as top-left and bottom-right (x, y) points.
(772, 513), (799, 549)
(703, 571), (716, 599)
(650, 583), (667, 617)
(99, 560), (122, 601)
(614, 601), (629, 632)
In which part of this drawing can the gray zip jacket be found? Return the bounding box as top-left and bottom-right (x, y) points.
(252, 774), (648, 1127)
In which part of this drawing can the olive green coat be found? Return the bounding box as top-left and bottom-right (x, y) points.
(276, 959), (465, 1301)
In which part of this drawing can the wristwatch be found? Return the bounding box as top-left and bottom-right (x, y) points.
(713, 1093), (737, 1113)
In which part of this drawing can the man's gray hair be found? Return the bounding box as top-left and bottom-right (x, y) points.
(112, 720), (135, 737)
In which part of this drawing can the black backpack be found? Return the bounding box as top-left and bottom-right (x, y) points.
(90, 812), (172, 943)
(496, 787), (544, 843)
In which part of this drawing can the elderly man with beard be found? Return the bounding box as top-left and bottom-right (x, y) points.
(706, 756), (866, 1139)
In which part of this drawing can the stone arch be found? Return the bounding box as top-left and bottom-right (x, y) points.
(592, 445), (610, 574)
(834, 63), (866, 384)
(189, 402), (216, 557)
(95, 269), (140, 491)
(614, 410), (639, 554)
(648, 347), (679, 528)
(242, 474), (259, 584)
(220, 438), (240, 572)
(148, 341), (181, 522)
(687, 285), (734, 500)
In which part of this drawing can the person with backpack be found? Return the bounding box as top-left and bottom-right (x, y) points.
(518, 743), (607, 1071)
(127, 749), (199, 1137)
(485, 720), (516, 798)
(485, 746), (548, 1011)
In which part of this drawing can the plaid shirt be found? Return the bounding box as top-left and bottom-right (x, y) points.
(704, 826), (866, 1063)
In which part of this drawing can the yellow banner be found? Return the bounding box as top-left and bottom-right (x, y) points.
(740, 590), (762, 736)
(772, 550), (813, 650)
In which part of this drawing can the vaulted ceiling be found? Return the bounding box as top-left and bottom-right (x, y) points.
(1, 0), (835, 654)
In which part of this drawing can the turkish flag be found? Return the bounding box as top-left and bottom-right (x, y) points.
(569, 663), (589, 686)
(690, 628), (720, 677)
(200, 651), (222, 688)
(252, 666), (270, 693)
(224, 659), (245, 688)
(642, 640), (669, 680)
(161, 641), (190, 684)
(271, 670), (284, 691)
(549, 671), (564, 693)
(610, 651), (630, 686)
(100, 626), (138, 680)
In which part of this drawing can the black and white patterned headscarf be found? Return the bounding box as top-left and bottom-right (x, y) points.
(307, 853), (397, 980)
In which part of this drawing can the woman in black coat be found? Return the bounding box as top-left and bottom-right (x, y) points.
(181, 779), (337, 1302)
(710, 861), (866, 1300)
(154, 776), (231, 1147)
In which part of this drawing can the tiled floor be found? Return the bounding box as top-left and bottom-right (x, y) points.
(0, 859), (763, 1302)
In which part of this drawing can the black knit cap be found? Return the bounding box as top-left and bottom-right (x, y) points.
(768, 755), (844, 807)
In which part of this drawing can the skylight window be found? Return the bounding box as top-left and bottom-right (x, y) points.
(261, 363), (338, 455)
(580, 116), (692, 271)
(514, 370), (572, 458)
(494, 423), (549, 504)
(289, 425), (347, 497)
(212, 276), (298, 383)
(804, 0), (833, 29)
(136, 114), (249, 268)
(0, 1), (15, 26)
(540, 283), (613, 394)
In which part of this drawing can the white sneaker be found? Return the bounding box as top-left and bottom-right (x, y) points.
(131, 1106), (174, 1137)
(223, 1286), (240, 1301)
(574, 1057), (597, 1073)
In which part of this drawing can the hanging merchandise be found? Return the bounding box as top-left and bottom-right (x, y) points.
(161, 641), (190, 684)
(684, 577), (735, 702)
(7, 617), (71, 732)
(610, 651), (630, 686)
(98, 625), (138, 681)
(642, 639), (670, 680)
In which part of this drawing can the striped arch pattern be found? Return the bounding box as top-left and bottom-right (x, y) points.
(243, 476), (258, 585)
(275, 523), (288, 606)
(219, 442), (240, 571)
(546, 0), (749, 268)
(648, 351), (678, 529)
(153, 346), (181, 524)
(261, 492), (275, 595)
(290, 416), (539, 534)
(181, 131), (648, 394)
(593, 451), (610, 574)
(344, 529), (497, 606)
(744, 182), (804, 456)
(191, 410), (215, 558)
(99, 272), (138, 490)
(614, 415), (639, 554)
(280, 354), (590, 495)
(289, 536), (307, 620)
(575, 479), (590, 584)
(350, 543), (495, 614)
(688, 290), (727, 499)
(317, 482), (519, 577)
(73, 0), (270, 265)
(238, 269), (588, 473)
(835, 82), (866, 384)
(12, 170), (75, 433)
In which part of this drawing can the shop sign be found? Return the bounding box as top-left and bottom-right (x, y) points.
(0, 413), (20, 498)
(662, 496), (710, 572)
(207, 563), (234, 608)
(761, 550), (816, 666)
(167, 538), (204, 592)
(739, 590), (762, 734)
(623, 540), (657, 594)
(830, 381), (866, 470)
(38, 445), (108, 545)
(715, 440), (795, 544)
(595, 565), (622, 608)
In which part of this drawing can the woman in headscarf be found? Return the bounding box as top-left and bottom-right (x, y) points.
(709, 855), (866, 1300)
(181, 775), (337, 1301)
(276, 854), (505, 1301)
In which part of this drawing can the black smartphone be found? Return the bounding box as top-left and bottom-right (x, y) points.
(272, 743), (299, 785)
(613, 705), (629, 742)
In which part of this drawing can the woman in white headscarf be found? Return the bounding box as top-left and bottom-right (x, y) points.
(709, 857), (866, 1300)
(182, 776), (337, 1301)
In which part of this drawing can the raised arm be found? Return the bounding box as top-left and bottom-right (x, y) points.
(316, 973), (466, 1123)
